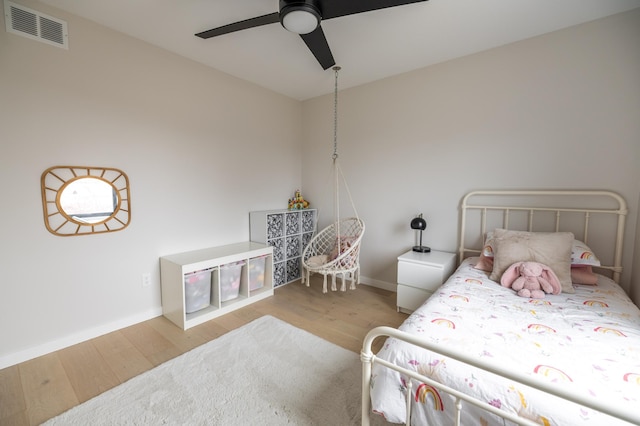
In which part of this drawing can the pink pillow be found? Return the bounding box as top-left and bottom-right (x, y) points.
(473, 253), (493, 272)
(571, 265), (598, 285)
(473, 232), (496, 271)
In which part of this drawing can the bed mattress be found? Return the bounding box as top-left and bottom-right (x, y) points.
(370, 258), (640, 425)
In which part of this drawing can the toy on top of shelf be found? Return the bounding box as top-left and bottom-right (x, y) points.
(288, 189), (310, 210)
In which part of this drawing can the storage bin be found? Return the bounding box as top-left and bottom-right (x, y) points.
(184, 269), (212, 313)
(220, 261), (244, 302)
(249, 255), (267, 291)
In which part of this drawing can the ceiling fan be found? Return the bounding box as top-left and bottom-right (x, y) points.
(195, 0), (428, 70)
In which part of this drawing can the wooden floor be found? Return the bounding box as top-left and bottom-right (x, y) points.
(0, 278), (407, 425)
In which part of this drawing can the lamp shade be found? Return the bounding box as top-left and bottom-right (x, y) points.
(410, 217), (427, 231)
(280, 2), (320, 34)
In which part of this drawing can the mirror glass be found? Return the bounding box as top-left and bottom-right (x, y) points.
(59, 177), (118, 224)
(41, 166), (131, 236)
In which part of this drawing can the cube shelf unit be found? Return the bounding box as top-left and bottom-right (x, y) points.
(250, 209), (317, 287)
(160, 241), (273, 330)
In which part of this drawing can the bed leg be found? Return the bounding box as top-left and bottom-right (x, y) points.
(360, 350), (373, 426)
(405, 380), (413, 426)
(454, 397), (463, 426)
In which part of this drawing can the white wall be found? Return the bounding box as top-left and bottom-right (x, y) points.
(301, 9), (640, 299)
(0, 0), (301, 367)
(632, 195), (640, 303)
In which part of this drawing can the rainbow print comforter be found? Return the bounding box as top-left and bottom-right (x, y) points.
(370, 258), (640, 425)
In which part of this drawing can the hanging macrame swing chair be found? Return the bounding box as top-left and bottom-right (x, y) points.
(302, 66), (365, 293)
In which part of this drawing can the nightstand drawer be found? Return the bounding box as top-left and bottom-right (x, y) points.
(398, 261), (444, 291)
(397, 285), (432, 313)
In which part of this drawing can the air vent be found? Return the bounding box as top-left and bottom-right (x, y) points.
(4, 1), (68, 49)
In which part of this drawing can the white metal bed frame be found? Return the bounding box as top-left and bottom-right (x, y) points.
(361, 190), (634, 426)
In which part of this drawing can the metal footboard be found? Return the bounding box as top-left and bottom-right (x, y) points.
(361, 326), (639, 426)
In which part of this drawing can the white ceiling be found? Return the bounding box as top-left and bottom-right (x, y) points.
(38, 0), (640, 100)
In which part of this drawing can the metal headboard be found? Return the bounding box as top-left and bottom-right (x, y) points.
(458, 190), (627, 283)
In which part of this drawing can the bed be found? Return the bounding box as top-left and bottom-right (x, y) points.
(361, 190), (640, 426)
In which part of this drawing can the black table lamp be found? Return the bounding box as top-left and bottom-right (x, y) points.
(410, 214), (431, 253)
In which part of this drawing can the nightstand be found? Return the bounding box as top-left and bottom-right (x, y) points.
(397, 250), (456, 314)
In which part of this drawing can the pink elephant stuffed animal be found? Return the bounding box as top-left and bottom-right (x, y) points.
(500, 261), (561, 298)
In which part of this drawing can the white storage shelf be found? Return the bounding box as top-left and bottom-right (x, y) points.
(250, 209), (317, 287)
(160, 241), (273, 330)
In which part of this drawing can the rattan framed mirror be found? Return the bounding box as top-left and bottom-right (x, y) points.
(41, 166), (131, 236)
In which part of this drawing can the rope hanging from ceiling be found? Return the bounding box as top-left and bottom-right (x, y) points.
(301, 66), (365, 293)
(330, 66), (359, 225)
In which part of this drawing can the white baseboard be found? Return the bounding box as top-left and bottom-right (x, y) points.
(0, 307), (163, 370)
(359, 275), (397, 292)
(1, 280), (395, 369)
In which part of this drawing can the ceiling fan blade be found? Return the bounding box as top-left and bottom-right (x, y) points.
(300, 26), (336, 70)
(321, 0), (428, 20)
(195, 12), (280, 39)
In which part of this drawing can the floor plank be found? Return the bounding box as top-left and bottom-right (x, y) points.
(57, 341), (121, 403)
(91, 331), (154, 383)
(18, 353), (78, 425)
(0, 365), (25, 421)
(119, 322), (183, 367)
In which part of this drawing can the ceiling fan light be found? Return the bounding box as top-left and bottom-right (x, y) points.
(281, 8), (320, 34)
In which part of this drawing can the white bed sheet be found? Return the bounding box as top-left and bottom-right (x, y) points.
(370, 258), (640, 425)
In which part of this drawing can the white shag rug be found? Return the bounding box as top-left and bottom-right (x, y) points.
(44, 315), (385, 426)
